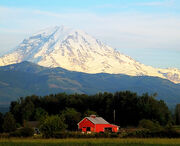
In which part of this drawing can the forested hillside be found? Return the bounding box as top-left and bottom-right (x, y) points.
(0, 61), (180, 107)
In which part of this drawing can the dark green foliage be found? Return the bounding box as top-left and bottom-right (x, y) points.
(9, 101), (22, 124)
(48, 130), (180, 138)
(137, 93), (172, 125)
(124, 128), (180, 138)
(175, 104), (180, 125)
(40, 115), (67, 138)
(138, 119), (163, 132)
(10, 127), (34, 137)
(34, 107), (48, 122)
(60, 108), (81, 131)
(10, 95), (41, 124)
(0, 112), (3, 132)
(10, 91), (172, 128)
(2, 112), (16, 132)
(19, 127), (34, 137)
(113, 91), (139, 126)
(51, 131), (119, 138)
(83, 109), (97, 117)
(22, 100), (35, 121)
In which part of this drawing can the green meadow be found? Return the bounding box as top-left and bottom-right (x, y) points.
(0, 138), (180, 146)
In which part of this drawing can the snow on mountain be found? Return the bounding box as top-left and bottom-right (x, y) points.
(0, 26), (180, 83)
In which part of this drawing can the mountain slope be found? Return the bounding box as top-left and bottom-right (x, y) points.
(0, 62), (180, 107)
(0, 26), (180, 83)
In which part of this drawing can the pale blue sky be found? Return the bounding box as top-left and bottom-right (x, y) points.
(0, 0), (180, 69)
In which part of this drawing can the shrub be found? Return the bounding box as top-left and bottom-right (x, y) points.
(122, 128), (180, 138)
(9, 130), (21, 137)
(123, 129), (151, 138)
(139, 119), (162, 132)
(2, 112), (16, 132)
(40, 115), (67, 138)
(0, 133), (10, 138)
(51, 131), (119, 138)
(10, 127), (34, 137)
(19, 127), (34, 137)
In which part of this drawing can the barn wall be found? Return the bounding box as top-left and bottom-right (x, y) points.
(78, 118), (95, 132)
(95, 124), (106, 132)
(112, 127), (118, 132)
(95, 124), (118, 132)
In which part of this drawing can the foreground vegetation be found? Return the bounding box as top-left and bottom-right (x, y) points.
(1, 138), (180, 146)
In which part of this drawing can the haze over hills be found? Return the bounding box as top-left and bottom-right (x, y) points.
(0, 26), (179, 84)
(0, 61), (180, 107)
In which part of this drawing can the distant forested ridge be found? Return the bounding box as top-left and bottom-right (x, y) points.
(9, 91), (172, 127)
(0, 61), (180, 107)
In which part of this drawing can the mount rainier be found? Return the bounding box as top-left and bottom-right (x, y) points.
(0, 26), (179, 83)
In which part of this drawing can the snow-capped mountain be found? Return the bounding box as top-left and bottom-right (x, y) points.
(0, 26), (180, 83)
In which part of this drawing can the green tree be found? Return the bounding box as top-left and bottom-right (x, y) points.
(113, 91), (139, 126)
(0, 112), (3, 132)
(61, 108), (81, 131)
(40, 115), (67, 138)
(34, 107), (48, 122)
(175, 104), (180, 125)
(137, 93), (172, 125)
(139, 119), (163, 132)
(84, 109), (97, 117)
(9, 91), (173, 128)
(22, 100), (35, 121)
(10, 101), (23, 124)
(2, 112), (16, 132)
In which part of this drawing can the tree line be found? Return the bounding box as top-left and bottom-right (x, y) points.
(7, 91), (172, 128)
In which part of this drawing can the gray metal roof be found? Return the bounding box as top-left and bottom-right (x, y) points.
(87, 117), (109, 124)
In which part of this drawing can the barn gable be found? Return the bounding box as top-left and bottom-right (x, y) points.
(78, 115), (109, 126)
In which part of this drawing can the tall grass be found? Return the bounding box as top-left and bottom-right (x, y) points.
(1, 138), (180, 146)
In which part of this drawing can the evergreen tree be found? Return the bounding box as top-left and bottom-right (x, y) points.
(0, 112), (3, 132)
(61, 108), (81, 131)
(175, 104), (180, 125)
(34, 107), (48, 122)
(2, 112), (16, 132)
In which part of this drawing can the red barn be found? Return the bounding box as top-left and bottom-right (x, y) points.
(78, 115), (119, 133)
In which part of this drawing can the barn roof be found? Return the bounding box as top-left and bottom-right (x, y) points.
(87, 117), (109, 124)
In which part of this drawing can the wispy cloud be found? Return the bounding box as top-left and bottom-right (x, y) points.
(136, 0), (174, 7)
(0, 5), (180, 52)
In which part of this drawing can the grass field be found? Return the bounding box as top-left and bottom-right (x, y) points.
(1, 138), (180, 146)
